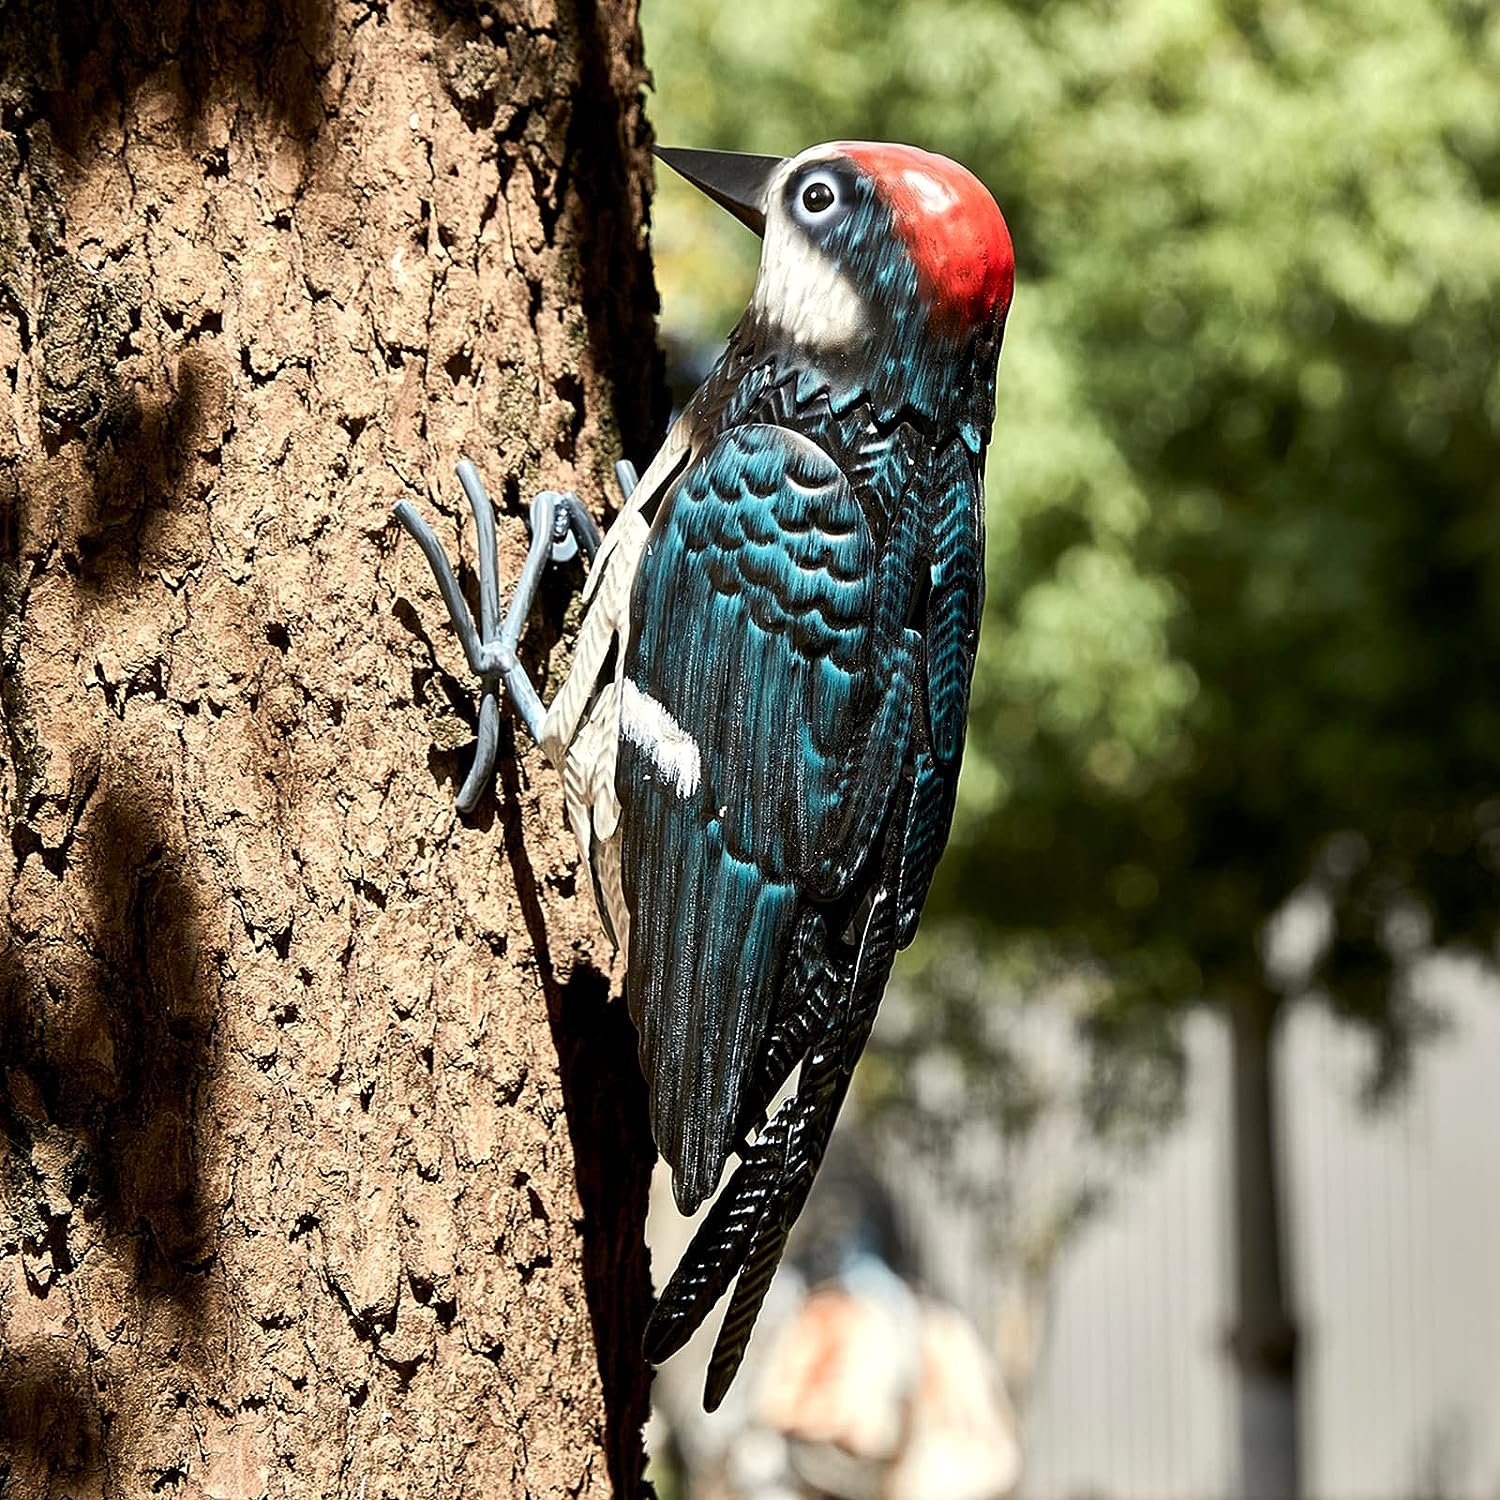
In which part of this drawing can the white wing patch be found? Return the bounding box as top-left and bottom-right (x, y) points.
(620, 679), (701, 798)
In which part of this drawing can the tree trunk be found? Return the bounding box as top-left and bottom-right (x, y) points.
(0, 2), (662, 1495)
(1226, 983), (1301, 1500)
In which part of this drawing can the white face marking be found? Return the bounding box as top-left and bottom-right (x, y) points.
(620, 679), (702, 798)
(749, 148), (867, 352)
(901, 167), (957, 216)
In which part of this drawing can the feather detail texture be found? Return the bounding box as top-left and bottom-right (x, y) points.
(540, 139), (1009, 1405)
(620, 423), (878, 1214)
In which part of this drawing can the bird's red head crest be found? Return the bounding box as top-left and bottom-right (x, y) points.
(839, 142), (1014, 329)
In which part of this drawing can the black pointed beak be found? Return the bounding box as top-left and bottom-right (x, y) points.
(653, 147), (786, 238)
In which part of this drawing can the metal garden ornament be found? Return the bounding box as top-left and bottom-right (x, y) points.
(395, 141), (1014, 1408)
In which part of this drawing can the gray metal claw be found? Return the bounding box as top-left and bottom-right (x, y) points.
(393, 458), (605, 813)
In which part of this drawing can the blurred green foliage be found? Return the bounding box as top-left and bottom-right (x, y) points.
(641, 0), (1500, 1086)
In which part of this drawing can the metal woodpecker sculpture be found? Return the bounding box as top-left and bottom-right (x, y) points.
(395, 142), (1013, 1408)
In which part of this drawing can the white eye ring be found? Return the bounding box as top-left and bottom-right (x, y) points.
(793, 172), (844, 228)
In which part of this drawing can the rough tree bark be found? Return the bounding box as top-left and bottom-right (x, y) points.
(0, 1), (662, 1495)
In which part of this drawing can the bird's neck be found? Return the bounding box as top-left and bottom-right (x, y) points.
(700, 308), (1000, 451)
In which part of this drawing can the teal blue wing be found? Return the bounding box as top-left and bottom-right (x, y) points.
(636, 431), (988, 1405)
(619, 423), (878, 1213)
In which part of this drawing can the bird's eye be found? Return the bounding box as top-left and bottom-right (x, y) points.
(787, 169), (851, 232)
(801, 181), (835, 214)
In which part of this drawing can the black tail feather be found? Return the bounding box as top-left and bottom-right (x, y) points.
(732, 909), (841, 1145)
(704, 1199), (795, 1410)
(643, 1116), (789, 1365)
(649, 875), (902, 1404)
(701, 1049), (849, 1407)
(700, 932), (891, 1404)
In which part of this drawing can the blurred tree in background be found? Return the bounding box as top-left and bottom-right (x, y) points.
(642, 1), (1500, 1494)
